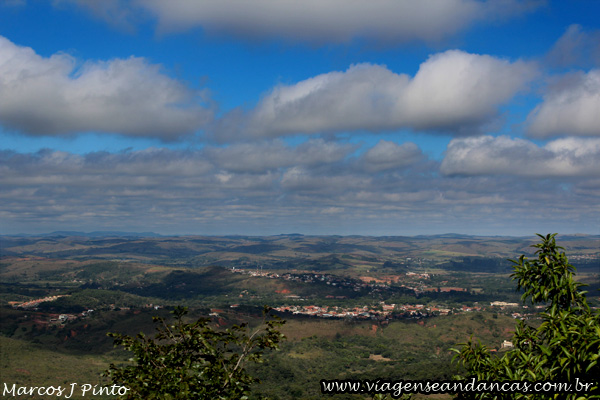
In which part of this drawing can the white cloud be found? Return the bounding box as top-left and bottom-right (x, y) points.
(527, 70), (600, 138)
(205, 139), (354, 173)
(441, 135), (600, 177)
(399, 51), (536, 132)
(361, 141), (424, 172)
(216, 50), (536, 139)
(134, 0), (541, 44)
(0, 36), (211, 139)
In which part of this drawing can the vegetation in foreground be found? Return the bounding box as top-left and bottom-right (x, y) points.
(454, 234), (600, 399)
(105, 306), (284, 400)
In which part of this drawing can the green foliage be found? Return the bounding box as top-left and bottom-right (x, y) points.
(452, 234), (600, 399)
(105, 306), (284, 400)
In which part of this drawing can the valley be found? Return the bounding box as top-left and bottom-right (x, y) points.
(1, 233), (598, 399)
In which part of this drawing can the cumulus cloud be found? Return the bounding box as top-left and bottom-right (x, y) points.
(214, 50), (536, 140)
(0, 36), (211, 139)
(441, 135), (600, 177)
(527, 70), (600, 138)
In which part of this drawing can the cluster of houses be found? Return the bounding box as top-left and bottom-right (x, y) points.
(8, 295), (68, 309)
(48, 309), (93, 324)
(8, 294), (167, 328)
(232, 268), (364, 290)
(272, 302), (460, 320)
(273, 303), (396, 319)
(270, 300), (546, 321)
(490, 301), (519, 307)
(230, 267), (551, 321)
(231, 268), (448, 296)
(230, 267), (485, 300)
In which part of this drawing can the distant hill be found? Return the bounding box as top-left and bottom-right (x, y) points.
(2, 233), (598, 273)
(4, 231), (163, 238)
(49, 231), (163, 238)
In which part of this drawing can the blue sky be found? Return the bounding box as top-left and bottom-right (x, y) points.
(1, 0), (599, 236)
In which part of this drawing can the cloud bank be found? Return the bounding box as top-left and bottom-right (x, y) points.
(2, 138), (598, 235)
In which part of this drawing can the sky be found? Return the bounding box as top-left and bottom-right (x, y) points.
(1, 0), (599, 236)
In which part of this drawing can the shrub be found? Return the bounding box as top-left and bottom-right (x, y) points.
(105, 306), (284, 399)
(453, 234), (600, 399)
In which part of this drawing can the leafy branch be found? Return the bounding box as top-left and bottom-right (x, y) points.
(105, 306), (284, 400)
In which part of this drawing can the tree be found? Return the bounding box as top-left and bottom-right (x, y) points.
(105, 306), (284, 400)
(452, 234), (600, 399)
